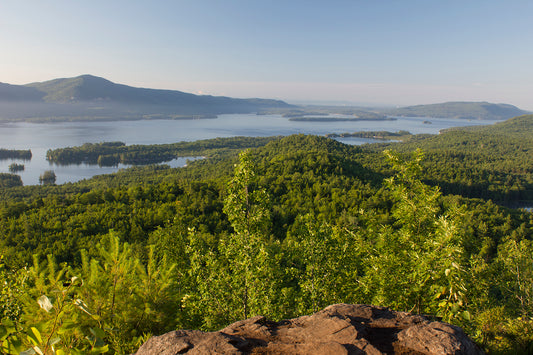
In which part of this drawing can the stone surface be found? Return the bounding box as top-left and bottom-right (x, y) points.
(136, 304), (484, 354)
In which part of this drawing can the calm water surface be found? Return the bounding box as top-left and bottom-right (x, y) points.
(0, 114), (498, 185)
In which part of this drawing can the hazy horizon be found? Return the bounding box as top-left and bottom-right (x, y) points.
(2, 1), (533, 110)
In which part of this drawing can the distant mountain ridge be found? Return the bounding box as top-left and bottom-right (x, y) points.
(1, 76), (530, 122)
(0, 75), (292, 121)
(386, 101), (529, 120)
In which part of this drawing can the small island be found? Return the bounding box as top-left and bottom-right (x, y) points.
(39, 170), (56, 185)
(289, 116), (394, 122)
(0, 149), (32, 160)
(8, 163), (25, 172)
(326, 130), (411, 140)
(0, 173), (23, 188)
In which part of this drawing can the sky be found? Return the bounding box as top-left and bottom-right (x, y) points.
(1, 0), (533, 109)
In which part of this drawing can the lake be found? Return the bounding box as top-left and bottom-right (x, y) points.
(0, 114), (498, 185)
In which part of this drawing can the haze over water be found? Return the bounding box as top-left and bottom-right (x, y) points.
(0, 114), (499, 185)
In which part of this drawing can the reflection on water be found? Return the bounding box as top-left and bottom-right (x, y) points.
(0, 114), (499, 185)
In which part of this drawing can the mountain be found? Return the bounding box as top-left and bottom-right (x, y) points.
(0, 82), (44, 102)
(386, 101), (529, 120)
(0, 75), (292, 121)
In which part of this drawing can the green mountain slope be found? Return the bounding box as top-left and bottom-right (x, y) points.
(367, 114), (533, 203)
(387, 101), (529, 120)
(1, 131), (532, 354)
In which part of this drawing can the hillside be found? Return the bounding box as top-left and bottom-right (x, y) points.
(0, 75), (292, 121)
(1, 133), (532, 353)
(366, 114), (533, 204)
(386, 101), (529, 120)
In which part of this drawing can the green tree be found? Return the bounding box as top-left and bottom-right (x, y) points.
(185, 150), (282, 329)
(360, 149), (470, 322)
(39, 171), (56, 185)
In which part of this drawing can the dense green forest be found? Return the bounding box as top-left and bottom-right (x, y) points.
(1, 116), (532, 354)
(367, 114), (533, 205)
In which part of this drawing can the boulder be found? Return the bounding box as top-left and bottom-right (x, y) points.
(136, 303), (483, 354)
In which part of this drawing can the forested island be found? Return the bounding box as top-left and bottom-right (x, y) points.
(0, 148), (32, 160)
(8, 163), (24, 172)
(326, 130), (411, 139)
(285, 109), (389, 121)
(46, 136), (279, 166)
(288, 116), (393, 122)
(0, 115), (532, 354)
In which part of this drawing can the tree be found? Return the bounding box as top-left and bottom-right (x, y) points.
(359, 149), (470, 322)
(39, 171), (56, 185)
(185, 150), (282, 329)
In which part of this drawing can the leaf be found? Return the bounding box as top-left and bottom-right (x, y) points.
(1, 319), (17, 334)
(0, 325), (8, 340)
(48, 337), (61, 346)
(91, 345), (109, 354)
(450, 303), (460, 314)
(462, 310), (472, 321)
(89, 327), (106, 340)
(20, 349), (37, 355)
(3, 335), (24, 353)
(27, 327), (43, 346)
(74, 299), (92, 315)
(32, 346), (44, 355)
(37, 295), (53, 313)
(444, 268), (451, 277)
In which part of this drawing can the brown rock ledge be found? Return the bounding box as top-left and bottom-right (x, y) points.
(135, 303), (484, 354)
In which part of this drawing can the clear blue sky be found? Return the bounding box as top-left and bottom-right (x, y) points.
(1, 0), (533, 109)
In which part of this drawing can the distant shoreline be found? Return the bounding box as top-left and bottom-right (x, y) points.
(288, 116), (394, 122)
(0, 114), (218, 124)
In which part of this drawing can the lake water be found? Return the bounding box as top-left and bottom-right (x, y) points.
(0, 114), (498, 185)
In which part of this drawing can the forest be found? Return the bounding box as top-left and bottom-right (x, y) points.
(0, 115), (532, 354)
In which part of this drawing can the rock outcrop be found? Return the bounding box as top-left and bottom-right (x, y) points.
(135, 303), (483, 354)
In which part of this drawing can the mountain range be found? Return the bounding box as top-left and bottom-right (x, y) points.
(0, 75), (292, 121)
(0, 75), (530, 122)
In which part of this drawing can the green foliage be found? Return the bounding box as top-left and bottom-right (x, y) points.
(0, 231), (180, 354)
(46, 136), (278, 166)
(186, 150), (282, 328)
(0, 133), (532, 353)
(0, 173), (23, 188)
(369, 114), (533, 204)
(284, 214), (361, 314)
(496, 239), (533, 316)
(39, 171), (56, 186)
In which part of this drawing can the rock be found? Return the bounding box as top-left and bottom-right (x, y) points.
(135, 304), (484, 354)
